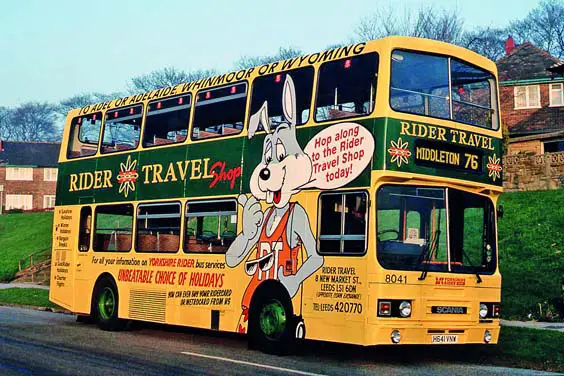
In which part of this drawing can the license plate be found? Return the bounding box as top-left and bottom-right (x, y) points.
(431, 335), (459, 344)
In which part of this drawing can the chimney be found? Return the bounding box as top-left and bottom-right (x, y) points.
(505, 36), (515, 56)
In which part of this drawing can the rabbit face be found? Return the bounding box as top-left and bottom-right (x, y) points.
(247, 75), (312, 208)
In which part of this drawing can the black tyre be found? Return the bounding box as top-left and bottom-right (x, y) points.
(93, 278), (125, 331)
(248, 283), (296, 355)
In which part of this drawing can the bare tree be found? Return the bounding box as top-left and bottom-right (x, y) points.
(354, 5), (464, 44)
(0, 107), (10, 139)
(7, 102), (59, 142)
(58, 92), (122, 115)
(509, 0), (564, 59)
(235, 46), (303, 69)
(462, 27), (507, 61)
(128, 67), (216, 94)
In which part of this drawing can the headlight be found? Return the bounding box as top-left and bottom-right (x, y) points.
(479, 303), (488, 318)
(391, 329), (401, 343)
(399, 301), (412, 317)
(484, 329), (492, 343)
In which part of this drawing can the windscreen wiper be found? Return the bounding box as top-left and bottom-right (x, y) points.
(418, 230), (439, 281)
(461, 251), (483, 284)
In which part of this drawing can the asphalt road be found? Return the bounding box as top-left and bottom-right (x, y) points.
(0, 306), (557, 376)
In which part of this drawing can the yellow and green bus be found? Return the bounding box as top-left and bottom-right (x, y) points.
(50, 36), (503, 353)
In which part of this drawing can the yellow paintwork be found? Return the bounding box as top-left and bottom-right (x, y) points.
(51, 36), (502, 346)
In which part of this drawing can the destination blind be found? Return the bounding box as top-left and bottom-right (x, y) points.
(414, 139), (484, 173)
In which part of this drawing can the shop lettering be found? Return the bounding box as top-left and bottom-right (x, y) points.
(141, 158), (214, 184)
(69, 170), (113, 192)
(209, 161), (242, 189)
(400, 121), (494, 151)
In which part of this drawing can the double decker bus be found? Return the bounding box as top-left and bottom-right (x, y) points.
(50, 36), (503, 353)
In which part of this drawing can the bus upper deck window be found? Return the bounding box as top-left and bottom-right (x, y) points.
(391, 51), (450, 120)
(250, 67), (314, 130)
(101, 105), (143, 154)
(450, 59), (497, 129)
(391, 50), (498, 130)
(143, 95), (191, 148)
(66, 112), (102, 159)
(315, 53), (378, 122)
(191, 83), (246, 141)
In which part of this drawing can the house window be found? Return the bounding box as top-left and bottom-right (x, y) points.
(43, 195), (56, 208)
(5, 167), (33, 181)
(549, 83), (564, 107)
(5, 194), (33, 210)
(544, 140), (564, 153)
(44, 168), (58, 182)
(514, 85), (541, 109)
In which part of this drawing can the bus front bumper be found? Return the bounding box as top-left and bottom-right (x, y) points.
(367, 324), (500, 345)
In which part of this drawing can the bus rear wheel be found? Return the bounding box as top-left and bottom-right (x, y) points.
(94, 279), (125, 331)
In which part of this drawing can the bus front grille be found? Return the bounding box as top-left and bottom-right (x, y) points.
(129, 290), (166, 323)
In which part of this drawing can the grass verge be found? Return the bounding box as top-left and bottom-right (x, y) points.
(0, 212), (53, 281)
(498, 190), (564, 320)
(0, 288), (60, 310)
(487, 326), (564, 372)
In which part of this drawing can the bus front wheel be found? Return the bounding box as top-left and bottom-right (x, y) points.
(248, 285), (297, 355)
(93, 278), (125, 331)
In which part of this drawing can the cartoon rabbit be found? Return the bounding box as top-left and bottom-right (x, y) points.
(226, 75), (323, 334)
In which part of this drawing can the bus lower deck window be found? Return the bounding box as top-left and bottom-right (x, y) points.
(185, 200), (237, 253)
(136, 202), (181, 253)
(317, 192), (368, 254)
(93, 204), (134, 252)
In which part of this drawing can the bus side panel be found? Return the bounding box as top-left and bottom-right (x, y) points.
(49, 206), (78, 311)
(300, 190), (369, 346)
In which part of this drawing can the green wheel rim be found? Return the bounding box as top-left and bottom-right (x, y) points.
(259, 300), (286, 339)
(98, 287), (116, 321)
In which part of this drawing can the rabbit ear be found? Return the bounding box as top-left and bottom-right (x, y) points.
(248, 101), (270, 139)
(282, 75), (296, 126)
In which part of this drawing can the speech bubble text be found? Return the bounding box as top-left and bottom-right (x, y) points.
(303, 123), (374, 189)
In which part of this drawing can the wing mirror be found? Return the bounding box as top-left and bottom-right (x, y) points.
(497, 204), (504, 219)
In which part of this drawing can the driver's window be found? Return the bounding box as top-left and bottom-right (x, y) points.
(376, 185), (448, 272)
(185, 200), (237, 253)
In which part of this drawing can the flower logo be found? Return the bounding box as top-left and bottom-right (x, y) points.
(388, 137), (412, 167)
(117, 156), (139, 198)
(487, 154), (502, 182)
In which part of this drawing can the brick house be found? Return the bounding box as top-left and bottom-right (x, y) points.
(0, 140), (60, 212)
(497, 36), (564, 155)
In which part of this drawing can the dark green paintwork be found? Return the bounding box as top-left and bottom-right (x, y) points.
(55, 117), (501, 206)
(381, 118), (503, 186)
